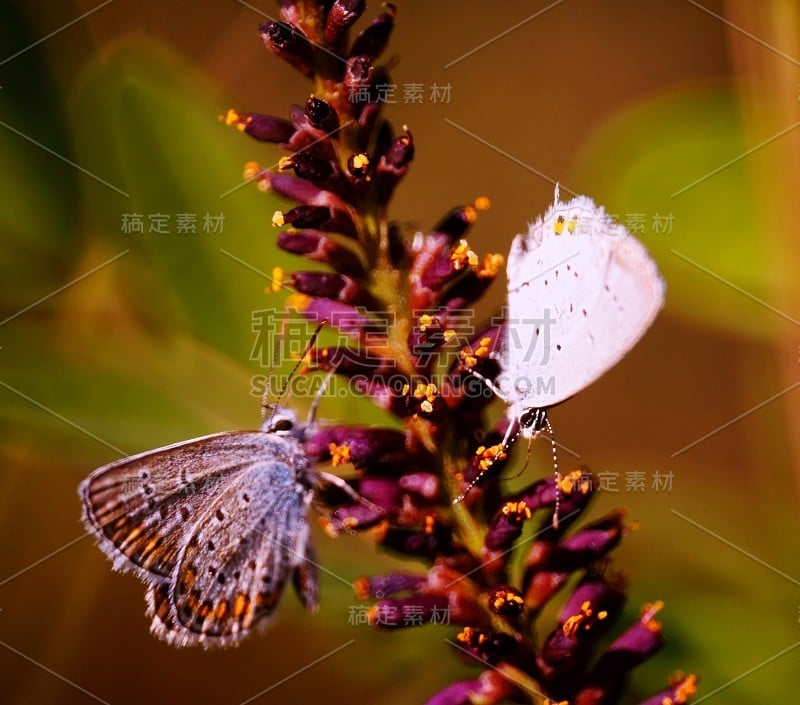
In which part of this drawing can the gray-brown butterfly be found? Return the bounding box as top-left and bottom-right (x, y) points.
(79, 405), (351, 648)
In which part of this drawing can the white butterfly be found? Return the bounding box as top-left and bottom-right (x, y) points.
(497, 186), (666, 439)
(456, 188), (665, 507)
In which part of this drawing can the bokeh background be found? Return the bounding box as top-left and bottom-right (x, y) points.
(1, 1), (799, 703)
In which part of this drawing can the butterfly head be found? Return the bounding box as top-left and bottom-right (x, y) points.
(262, 404), (303, 438)
(518, 407), (548, 440)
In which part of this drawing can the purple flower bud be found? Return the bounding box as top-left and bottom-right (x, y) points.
(522, 511), (626, 608)
(281, 152), (336, 186)
(344, 55), (373, 101)
(398, 472), (440, 500)
(324, 0), (366, 51)
(423, 671), (518, 705)
(349, 4), (396, 60)
(331, 502), (384, 531)
(260, 172), (349, 212)
(305, 426), (407, 466)
(305, 95), (340, 132)
(291, 271), (379, 308)
(274, 205), (357, 237)
(536, 579), (625, 691)
(452, 626), (520, 665)
(224, 109), (295, 143)
(432, 204), (480, 241)
(354, 572), (426, 600)
(259, 21), (314, 77)
(375, 129), (414, 204)
(277, 230), (364, 276)
(378, 523), (455, 559)
(368, 593), (449, 631)
(288, 297), (380, 340)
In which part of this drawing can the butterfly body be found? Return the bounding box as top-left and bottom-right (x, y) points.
(79, 408), (320, 648)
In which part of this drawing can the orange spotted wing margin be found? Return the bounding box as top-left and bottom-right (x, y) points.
(79, 428), (319, 647)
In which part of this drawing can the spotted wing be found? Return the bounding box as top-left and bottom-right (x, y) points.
(148, 458), (314, 647)
(79, 431), (293, 582)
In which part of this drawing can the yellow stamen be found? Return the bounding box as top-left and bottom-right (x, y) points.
(328, 442), (351, 467)
(554, 214), (565, 235)
(272, 210), (285, 227)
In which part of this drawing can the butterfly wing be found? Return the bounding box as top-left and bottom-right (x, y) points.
(148, 451), (315, 647)
(501, 195), (665, 418)
(79, 431), (300, 582)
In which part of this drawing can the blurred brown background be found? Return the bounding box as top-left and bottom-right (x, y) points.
(1, 1), (798, 703)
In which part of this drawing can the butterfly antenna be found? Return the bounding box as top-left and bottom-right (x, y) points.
(307, 367), (336, 427)
(545, 415), (560, 529)
(262, 318), (328, 424)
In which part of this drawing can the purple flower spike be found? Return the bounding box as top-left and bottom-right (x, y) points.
(232, 5), (695, 702)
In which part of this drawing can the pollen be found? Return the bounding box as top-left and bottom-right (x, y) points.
(456, 626), (486, 646)
(671, 674), (698, 703)
(475, 444), (506, 470)
(401, 383), (410, 396)
(420, 400), (433, 413)
(474, 195), (491, 211)
(243, 161), (261, 180)
(501, 499), (531, 525)
(278, 155), (295, 172)
(418, 314), (434, 331)
(488, 587), (524, 616)
(350, 152), (371, 177)
(269, 266), (284, 293)
(328, 442), (352, 467)
(225, 108), (250, 130)
(476, 252), (504, 278)
(424, 515), (435, 534)
(272, 210), (286, 227)
(559, 469), (591, 495)
(443, 329), (456, 342)
(284, 292), (311, 310)
(567, 214), (577, 234)
(450, 239), (478, 271)
(353, 577), (370, 600)
(554, 214), (566, 235)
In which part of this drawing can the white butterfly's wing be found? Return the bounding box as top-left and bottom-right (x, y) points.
(500, 195), (665, 419)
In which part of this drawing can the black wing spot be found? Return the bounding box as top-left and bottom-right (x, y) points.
(180, 507), (190, 521)
(242, 493), (251, 503)
(556, 344), (562, 351)
(582, 309), (588, 317)
(215, 508), (225, 522)
(217, 573), (226, 585)
(207, 540), (215, 551)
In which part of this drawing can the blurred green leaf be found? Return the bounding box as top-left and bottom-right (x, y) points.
(573, 85), (790, 341)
